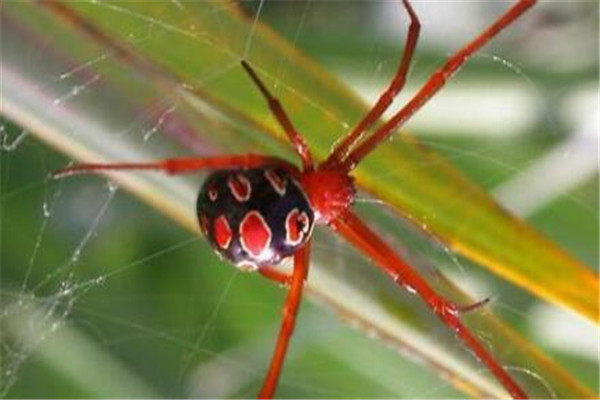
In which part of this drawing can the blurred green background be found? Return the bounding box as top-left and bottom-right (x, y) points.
(1, 1), (598, 398)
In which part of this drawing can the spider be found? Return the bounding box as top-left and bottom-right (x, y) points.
(55, 0), (537, 398)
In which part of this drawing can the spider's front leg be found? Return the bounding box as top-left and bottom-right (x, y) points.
(331, 210), (528, 399)
(325, 0), (421, 167)
(341, 0), (537, 170)
(52, 154), (293, 178)
(241, 61), (313, 171)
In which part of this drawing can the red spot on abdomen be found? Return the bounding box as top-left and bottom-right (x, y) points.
(214, 215), (232, 249)
(285, 208), (310, 246)
(265, 170), (286, 196)
(228, 173), (251, 202)
(240, 211), (271, 258)
(208, 187), (218, 201)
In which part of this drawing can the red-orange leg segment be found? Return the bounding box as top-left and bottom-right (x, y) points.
(241, 61), (314, 171)
(341, 0), (537, 170)
(53, 154), (294, 178)
(260, 267), (293, 286)
(325, 0), (420, 167)
(259, 242), (311, 399)
(331, 210), (527, 399)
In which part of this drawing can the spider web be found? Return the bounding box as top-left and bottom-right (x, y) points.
(1, 0), (598, 398)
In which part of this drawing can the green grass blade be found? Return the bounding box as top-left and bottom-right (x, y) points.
(43, 0), (598, 322)
(1, 1), (596, 398)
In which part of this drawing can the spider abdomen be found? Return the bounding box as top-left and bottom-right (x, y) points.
(197, 167), (314, 270)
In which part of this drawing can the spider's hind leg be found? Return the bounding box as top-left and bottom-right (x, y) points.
(259, 242), (311, 399)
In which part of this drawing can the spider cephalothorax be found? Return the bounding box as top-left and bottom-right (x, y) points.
(54, 1), (536, 398)
(197, 167), (314, 269)
(299, 168), (356, 224)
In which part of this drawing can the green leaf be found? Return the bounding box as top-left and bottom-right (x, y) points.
(45, 0), (598, 322)
(1, 1), (596, 398)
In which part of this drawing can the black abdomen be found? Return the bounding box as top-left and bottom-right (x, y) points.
(197, 168), (314, 269)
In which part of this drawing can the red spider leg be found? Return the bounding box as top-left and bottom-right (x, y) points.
(53, 154), (294, 178)
(457, 297), (491, 313)
(324, 0), (420, 167)
(260, 267), (292, 286)
(341, 0), (536, 170)
(241, 61), (314, 171)
(331, 210), (527, 399)
(259, 242), (311, 399)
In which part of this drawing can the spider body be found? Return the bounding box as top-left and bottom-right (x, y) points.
(299, 168), (356, 223)
(197, 167), (315, 269)
(55, 1), (537, 398)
